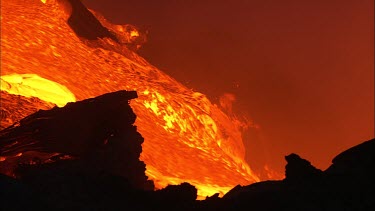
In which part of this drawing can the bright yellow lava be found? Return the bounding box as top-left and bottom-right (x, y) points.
(1, 74), (76, 107)
(130, 30), (139, 38)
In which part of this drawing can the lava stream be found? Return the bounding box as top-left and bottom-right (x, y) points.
(1, 0), (261, 197)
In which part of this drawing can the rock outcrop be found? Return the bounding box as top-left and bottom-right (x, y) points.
(0, 90), (153, 191)
(284, 153), (323, 183)
(210, 139), (375, 211)
(65, 0), (118, 41)
(52, 0), (146, 51)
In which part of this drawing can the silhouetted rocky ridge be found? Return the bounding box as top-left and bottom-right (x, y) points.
(0, 90), (374, 210)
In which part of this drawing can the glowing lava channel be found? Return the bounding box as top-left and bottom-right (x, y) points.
(1, 0), (261, 198)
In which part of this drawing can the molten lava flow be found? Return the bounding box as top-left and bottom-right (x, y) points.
(1, 74), (76, 107)
(1, 0), (261, 197)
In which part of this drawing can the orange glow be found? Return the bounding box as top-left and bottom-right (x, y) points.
(0, 0), (275, 198)
(263, 165), (284, 180)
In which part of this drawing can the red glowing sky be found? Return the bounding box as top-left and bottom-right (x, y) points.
(82, 0), (374, 174)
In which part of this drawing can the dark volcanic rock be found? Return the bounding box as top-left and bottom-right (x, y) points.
(153, 182), (198, 210)
(0, 174), (49, 210)
(200, 139), (375, 211)
(156, 182), (197, 202)
(0, 90), (137, 156)
(66, 0), (118, 41)
(324, 139), (375, 210)
(284, 153), (323, 183)
(0, 90), (153, 191)
(326, 139), (375, 177)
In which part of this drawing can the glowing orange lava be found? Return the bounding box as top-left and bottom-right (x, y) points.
(1, 0), (263, 197)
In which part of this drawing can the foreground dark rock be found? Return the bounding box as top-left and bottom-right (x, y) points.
(208, 139), (375, 211)
(0, 91), (374, 210)
(284, 153), (323, 183)
(0, 90), (153, 190)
